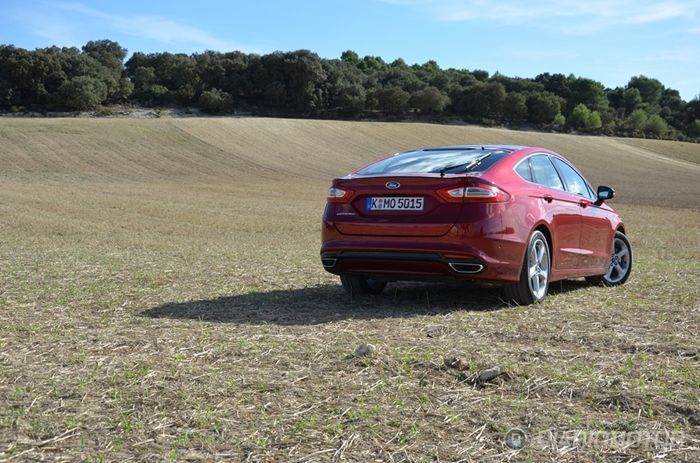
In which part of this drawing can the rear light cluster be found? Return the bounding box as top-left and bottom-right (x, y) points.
(327, 186), (353, 203)
(327, 182), (509, 204)
(436, 184), (510, 203)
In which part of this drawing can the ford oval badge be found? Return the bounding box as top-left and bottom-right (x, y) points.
(385, 181), (400, 189)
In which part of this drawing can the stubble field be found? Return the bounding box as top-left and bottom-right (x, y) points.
(1, 117), (699, 462)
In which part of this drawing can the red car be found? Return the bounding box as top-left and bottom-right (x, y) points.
(321, 145), (632, 304)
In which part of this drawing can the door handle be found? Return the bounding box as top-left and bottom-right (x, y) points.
(543, 195), (553, 203)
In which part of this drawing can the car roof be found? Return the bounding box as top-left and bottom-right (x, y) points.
(417, 144), (528, 152)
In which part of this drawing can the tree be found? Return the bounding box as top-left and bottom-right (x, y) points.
(57, 76), (107, 109)
(199, 88), (232, 113)
(625, 109), (648, 133)
(454, 81), (505, 120)
(622, 87), (642, 114)
(374, 86), (410, 115)
(143, 84), (170, 105)
(321, 58), (365, 113)
(526, 92), (562, 124)
(130, 66), (169, 104)
(429, 72), (450, 91)
(358, 55), (386, 73)
(503, 92), (527, 121)
(472, 69), (489, 81)
(81, 40), (131, 102)
(535, 73), (571, 101)
(628, 75), (663, 107)
(3, 41), (700, 140)
(379, 67), (424, 93)
(282, 50), (326, 112)
(340, 50), (359, 64)
(415, 60), (440, 76)
(410, 86), (449, 114)
(263, 81), (286, 109)
(566, 77), (608, 114)
(82, 40), (127, 71)
(492, 75), (544, 94)
(333, 83), (366, 115)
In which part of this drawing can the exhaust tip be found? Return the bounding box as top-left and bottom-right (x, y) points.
(321, 257), (337, 268)
(448, 262), (484, 273)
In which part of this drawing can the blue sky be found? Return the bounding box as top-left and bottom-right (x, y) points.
(1, 0), (699, 100)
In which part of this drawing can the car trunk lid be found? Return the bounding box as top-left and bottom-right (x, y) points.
(332, 175), (465, 237)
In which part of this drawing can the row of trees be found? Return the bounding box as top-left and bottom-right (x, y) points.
(2, 40), (700, 140)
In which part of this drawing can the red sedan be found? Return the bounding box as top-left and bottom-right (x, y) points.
(321, 145), (632, 304)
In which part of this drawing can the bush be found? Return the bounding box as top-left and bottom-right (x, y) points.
(688, 119), (700, 137)
(644, 114), (668, 137)
(569, 103), (602, 132)
(552, 113), (566, 128)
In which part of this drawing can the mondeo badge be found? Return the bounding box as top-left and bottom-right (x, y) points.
(385, 181), (400, 189)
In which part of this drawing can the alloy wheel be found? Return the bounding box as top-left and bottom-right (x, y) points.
(528, 237), (550, 300)
(604, 236), (631, 284)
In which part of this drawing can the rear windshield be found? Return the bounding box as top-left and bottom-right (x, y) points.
(356, 148), (510, 175)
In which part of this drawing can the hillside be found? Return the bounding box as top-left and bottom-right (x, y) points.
(1, 117), (698, 208)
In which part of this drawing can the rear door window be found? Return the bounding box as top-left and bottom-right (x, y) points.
(551, 157), (595, 199)
(529, 155), (564, 190)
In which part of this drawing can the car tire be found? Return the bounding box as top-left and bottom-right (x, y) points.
(340, 275), (387, 296)
(586, 231), (632, 286)
(504, 230), (551, 305)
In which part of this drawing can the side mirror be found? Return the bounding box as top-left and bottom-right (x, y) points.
(595, 185), (615, 206)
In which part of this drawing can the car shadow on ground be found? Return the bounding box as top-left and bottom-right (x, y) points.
(141, 279), (591, 326)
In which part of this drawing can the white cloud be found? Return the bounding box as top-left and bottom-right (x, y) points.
(382, 0), (699, 32)
(34, 2), (260, 52)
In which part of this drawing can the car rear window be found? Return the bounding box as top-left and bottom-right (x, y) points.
(514, 159), (533, 182)
(357, 148), (510, 175)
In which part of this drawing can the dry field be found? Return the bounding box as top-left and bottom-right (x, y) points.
(0, 117), (699, 462)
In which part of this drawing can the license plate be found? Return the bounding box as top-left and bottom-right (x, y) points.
(366, 197), (424, 211)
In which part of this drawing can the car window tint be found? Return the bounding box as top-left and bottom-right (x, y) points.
(514, 159), (533, 182)
(530, 155), (564, 190)
(551, 157), (593, 198)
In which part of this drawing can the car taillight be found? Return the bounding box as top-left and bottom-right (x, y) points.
(327, 186), (354, 203)
(436, 184), (510, 203)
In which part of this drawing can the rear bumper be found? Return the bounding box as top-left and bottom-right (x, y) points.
(320, 235), (523, 283)
(322, 251), (485, 278)
(321, 200), (528, 283)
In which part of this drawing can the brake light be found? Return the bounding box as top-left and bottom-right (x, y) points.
(436, 184), (510, 203)
(327, 186), (354, 203)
